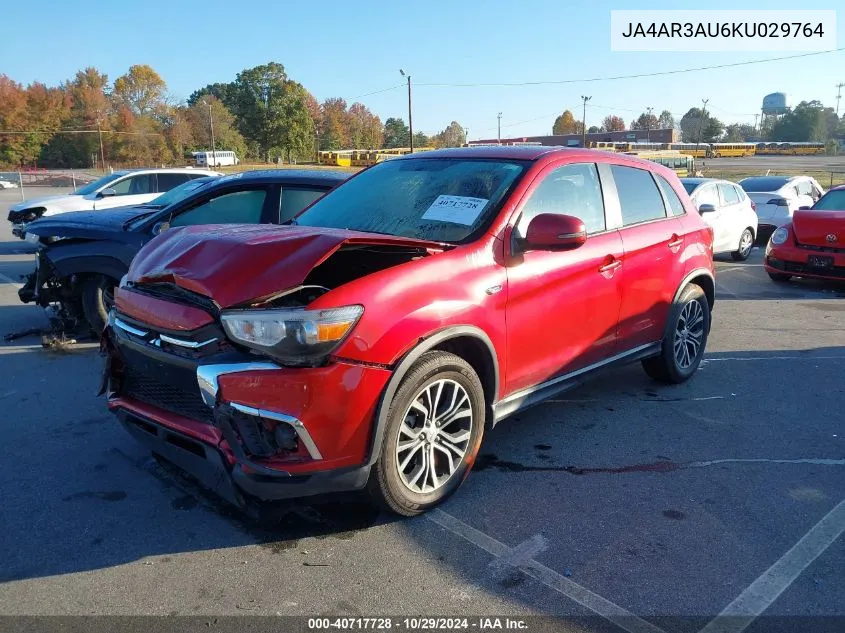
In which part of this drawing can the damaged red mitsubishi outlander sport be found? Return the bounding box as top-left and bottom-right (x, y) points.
(102, 146), (715, 516)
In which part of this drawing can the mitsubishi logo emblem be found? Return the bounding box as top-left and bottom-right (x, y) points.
(827, 234), (837, 243)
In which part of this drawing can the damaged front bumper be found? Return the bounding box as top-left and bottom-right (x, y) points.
(102, 313), (391, 507)
(11, 222), (28, 239)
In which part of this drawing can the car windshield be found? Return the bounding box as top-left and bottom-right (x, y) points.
(293, 157), (527, 243)
(739, 177), (791, 192)
(74, 172), (125, 196)
(812, 190), (845, 211)
(147, 177), (215, 207)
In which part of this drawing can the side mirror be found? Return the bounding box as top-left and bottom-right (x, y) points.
(523, 214), (587, 252)
(99, 188), (117, 198)
(151, 221), (170, 235)
(698, 203), (716, 215)
(798, 205), (811, 211)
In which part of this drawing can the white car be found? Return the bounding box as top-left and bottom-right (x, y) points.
(0, 179), (20, 189)
(738, 175), (825, 244)
(681, 177), (758, 261)
(7, 167), (220, 238)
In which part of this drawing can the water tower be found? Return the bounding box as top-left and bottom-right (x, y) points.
(761, 92), (789, 130)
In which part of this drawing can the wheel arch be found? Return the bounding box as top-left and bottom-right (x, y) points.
(364, 326), (500, 466)
(675, 268), (715, 312)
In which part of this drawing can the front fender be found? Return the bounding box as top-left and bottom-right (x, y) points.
(44, 242), (135, 281)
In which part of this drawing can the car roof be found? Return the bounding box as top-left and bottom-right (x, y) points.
(395, 145), (667, 163)
(211, 169), (349, 186)
(111, 167), (220, 175)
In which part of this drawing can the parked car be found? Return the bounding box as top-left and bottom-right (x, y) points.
(101, 146), (715, 516)
(0, 178), (20, 189)
(764, 185), (845, 283)
(20, 169), (348, 334)
(7, 167), (220, 238)
(738, 175), (825, 244)
(681, 177), (757, 260)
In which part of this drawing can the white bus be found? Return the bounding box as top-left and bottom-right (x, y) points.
(194, 151), (239, 167)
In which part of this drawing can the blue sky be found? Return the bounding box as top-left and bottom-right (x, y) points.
(3, 0), (843, 139)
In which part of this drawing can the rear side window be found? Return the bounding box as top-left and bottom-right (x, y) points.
(655, 175), (686, 217)
(516, 163), (606, 235)
(611, 165), (667, 226)
(170, 189), (267, 227)
(719, 183), (740, 205)
(157, 173), (193, 191)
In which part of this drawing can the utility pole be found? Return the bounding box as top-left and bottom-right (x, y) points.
(497, 113), (502, 144)
(96, 114), (105, 172)
(399, 70), (413, 152)
(697, 98), (710, 146)
(205, 100), (216, 167)
(754, 113), (759, 134)
(581, 96), (591, 147)
(464, 127), (469, 146)
(836, 83), (844, 117)
(646, 106), (653, 142)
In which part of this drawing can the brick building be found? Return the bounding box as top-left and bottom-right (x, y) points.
(469, 128), (679, 147)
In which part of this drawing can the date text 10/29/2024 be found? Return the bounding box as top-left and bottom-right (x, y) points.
(308, 618), (529, 630)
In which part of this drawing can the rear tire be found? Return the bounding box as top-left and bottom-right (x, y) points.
(642, 284), (710, 384)
(81, 275), (117, 335)
(731, 229), (754, 261)
(768, 272), (792, 283)
(367, 351), (485, 517)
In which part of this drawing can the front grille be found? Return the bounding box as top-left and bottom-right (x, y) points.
(121, 366), (213, 424)
(797, 243), (845, 254)
(127, 282), (219, 316)
(780, 261), (845, 278)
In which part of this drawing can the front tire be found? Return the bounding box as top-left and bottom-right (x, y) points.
(731, 228), (754, 261)
(642, 284), (710, 384)
(768, 272), (792, 283)
(81, 275), (117, 335)
(367, 351), (485, 517)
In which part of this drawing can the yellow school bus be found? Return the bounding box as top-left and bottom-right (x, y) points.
(710, 143), (756, 157)
(624, 150), (695, 176)
(668, 143), (710, 158)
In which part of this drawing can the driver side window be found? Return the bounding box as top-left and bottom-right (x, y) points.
(515, 163), (606, 237)
(170, 189), (267, 227)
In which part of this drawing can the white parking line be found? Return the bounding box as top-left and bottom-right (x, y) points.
(698, 498), (845, 633)
(427, 509), (667, 633)
(704, 355), (845, 362)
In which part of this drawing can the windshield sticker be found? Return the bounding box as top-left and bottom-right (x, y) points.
(422, 195), (489, 225)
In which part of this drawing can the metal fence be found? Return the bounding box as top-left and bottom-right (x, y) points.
(0, 169), (100, 201)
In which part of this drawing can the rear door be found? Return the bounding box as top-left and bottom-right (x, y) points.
(611, 165), (688, 351)
(278, 186), (331, 223)
(716, 182), (746, 252)
(155, 173), (194, 194)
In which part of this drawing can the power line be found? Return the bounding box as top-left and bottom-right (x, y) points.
(416, 48), (844, 88)
(0, 129), (162, 136)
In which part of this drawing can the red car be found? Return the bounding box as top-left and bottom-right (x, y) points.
(765, 185), (845, 283)
(101, 146), (715, 516)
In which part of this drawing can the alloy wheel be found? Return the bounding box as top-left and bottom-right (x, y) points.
(739, 231), (753, 257)
(395, 379), (473, 494)
(673, 299), (705, 370)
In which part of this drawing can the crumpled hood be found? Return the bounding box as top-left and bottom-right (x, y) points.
(127, 223), (443, 309)
(791, 209), (845, 247)
(25, 206), (152, 239)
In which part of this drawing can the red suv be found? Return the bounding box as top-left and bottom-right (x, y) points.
(102, 146), (715, 516)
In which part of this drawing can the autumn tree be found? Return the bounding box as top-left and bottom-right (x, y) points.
(348, 102), (383, 149)
(319, 97), (350, 150)
(552, 110), (580, 135)
(113, 65), (166, 116)
(0, 76), (29, 165)
(601, 115), (626, 132)
(187, 96), (246, 159)
(433, 121), (466, 148)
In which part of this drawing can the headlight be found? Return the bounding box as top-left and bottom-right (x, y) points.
(24, 233), (39, 244)
(221, 305), (364, 365)
(770, 227), (789, 245)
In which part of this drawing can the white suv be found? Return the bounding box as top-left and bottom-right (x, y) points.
(7, 167), (220, 238)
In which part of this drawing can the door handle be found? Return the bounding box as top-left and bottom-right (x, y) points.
(667, 234), (684, 249)
(598, 259), (622, 274)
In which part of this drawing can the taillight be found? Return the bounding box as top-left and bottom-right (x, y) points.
(750, 200), (757, 212)
(767, 198), (789, 207)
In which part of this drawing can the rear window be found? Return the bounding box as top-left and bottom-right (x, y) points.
(812, 190), (845, 211)
(739, 177), (790, 192)
(681, 181), (698, 195)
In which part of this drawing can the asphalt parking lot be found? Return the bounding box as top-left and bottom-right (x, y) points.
(0, 188), (843, 632)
